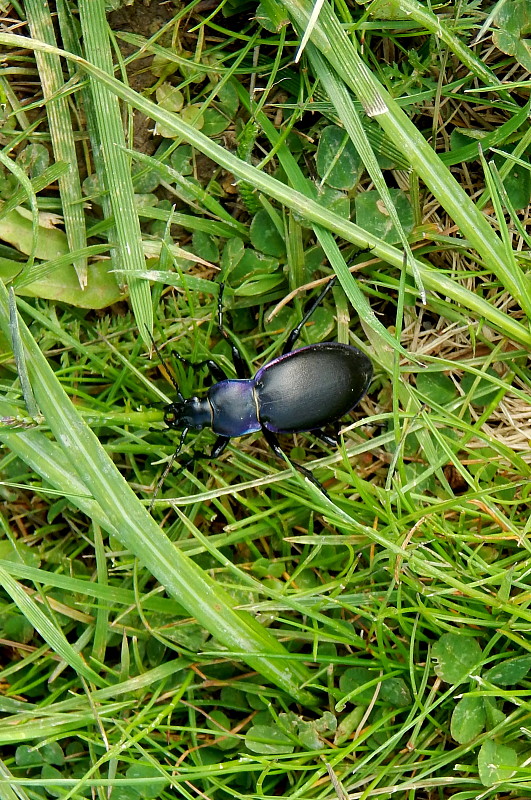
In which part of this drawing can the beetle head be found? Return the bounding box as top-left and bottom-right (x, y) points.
(163, 400), (185, 430)
(164, 396), (211, 431)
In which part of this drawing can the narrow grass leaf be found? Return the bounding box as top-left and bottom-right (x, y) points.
(284, 0), (531, 319)
(78, 0), (152, 338)
(306, 42), (424, 300)
(0, 565), (106, 688)
(8, 287), (38, 419)
(25, 0), (87, 286)
(0, 282), (316, 706)
(1, 31), (531, 350)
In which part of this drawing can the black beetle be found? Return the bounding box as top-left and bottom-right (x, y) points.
(154, 277), (372, 496)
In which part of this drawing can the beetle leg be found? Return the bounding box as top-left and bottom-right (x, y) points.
(172, 352), (228, 383)
(261, 427), (330, 499)
(179, 435), (231, 472)
(209, 435), (230, 459)
(149, 433), (230, 511)
(217, 283), (248, 379)
(310, 428), (339, 447)
(146, 327), (183, 399)
(282, 276), (338, 354)
(149, 426), (190, 511)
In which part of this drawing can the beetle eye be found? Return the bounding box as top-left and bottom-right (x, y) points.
(164, 406), (180, 426)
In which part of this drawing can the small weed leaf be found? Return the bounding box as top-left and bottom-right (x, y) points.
(484, 654), (531, 685)
(192, 230), (220, 263)
(380, 677), (412, 707)
(339, 666), (375, 705)
(478, 740), (518, 787)
(416, 371), (457, 406)
(250, 210), (286, 258)
(16, 142), (49, 178)
(316, 185), (351, 220)
(125, 762), (169, 798)
(16, 745), (44, 767)
(297, 721), (324, 750)
(39, 742), (65, 766)
(41, 765), (64, 798)
(170, 145), (193, 175)
(156, 83), (184, 113)
(354, 189), (414, 244)
(492, 147), (531, 210)
(0, 538), (39, 567)
(207, 709), (239, 751)
(230, 247), (279, 283)
(432, 633), (483, 683)
(220, 236), (245, 275)
(493, 0), (531, 71)
(245, 724), (294, 755)
(450, 695), (486, 744)
(484, 695), (506, 729)
(316, 125), (363, 190)
(460, 368), (501, 407)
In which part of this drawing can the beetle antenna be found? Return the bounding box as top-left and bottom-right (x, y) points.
(148, 426), (189, 512)
(283, 275), (338, 354)
(145, 325), (184, 401)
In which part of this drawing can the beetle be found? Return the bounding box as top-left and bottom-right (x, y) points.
(153, 276), (373, 497)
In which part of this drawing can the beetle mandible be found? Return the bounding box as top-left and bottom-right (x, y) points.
(154, 277), (373, 496)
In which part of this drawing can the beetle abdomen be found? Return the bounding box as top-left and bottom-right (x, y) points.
(208, 379), (261, 436)
(255, 343), (372, 433)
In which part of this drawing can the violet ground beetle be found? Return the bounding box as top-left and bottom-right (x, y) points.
(150, 276), (372, 500)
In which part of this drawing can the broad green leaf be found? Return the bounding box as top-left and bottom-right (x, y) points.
(156, 82), (184, 112)
(0, 539), (40, 568)
(126, 762), (170, 798)
(416, 372), (457, 405)
(450, 695), (486, 743)
(493, 0), (531, 71)
(3, 613), (34, 645)
(493, 148), (531, 210)
(0, 257), (122, 309)
(237, 274), (285, 296)
(432, 633), (483, 683)
(0, 207), (67, 261)
(181, 103), (204, 130)
(339, 667), (375, 705)
(355, 189), (414, 244)
(484, 695), (506, 729)
(220, 237), (245, 278)
(16, 745), (44, 766)
(297, 720), (324, 750)
(478, 740), (517, 786)
(380, 677), (412, 707)
(404, 462), (436, 494)
(202, 108), (231, 136)
(461, 368), (501, 407)
(16, 142), (49, 177)
(41, 765), (64, 798)
(231, 248), (280, 283)
(214, 80), (239, 118)
(245, 724), (294, 754)
(316, 125), (363, 189)
(170, 145), (193, 175)
(208, 710), (239, 750)
(40, 742), (65, 766)
(485, 655), (531, 686)
(192, 230), (219, 263)
(315, 185), (350, 219)
(250, 209), (286, 257)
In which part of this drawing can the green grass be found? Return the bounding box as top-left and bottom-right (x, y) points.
(0, 0), (531, 797)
